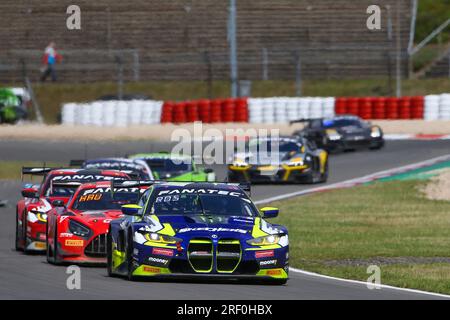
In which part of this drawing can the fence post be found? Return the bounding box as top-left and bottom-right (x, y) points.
(115, 55), (124, 100)
(262, 47), (268, 80)
(204, 51), (213, 99)
(133, 49), (140, 82)
(294, 50), (302, 97)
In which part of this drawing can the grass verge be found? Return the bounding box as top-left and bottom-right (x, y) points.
(269, 179), (450, 294)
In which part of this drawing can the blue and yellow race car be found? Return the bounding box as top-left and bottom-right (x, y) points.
(107, 182), (289, 284)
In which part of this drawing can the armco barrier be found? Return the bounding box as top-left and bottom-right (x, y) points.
(60, 94), (450, 126)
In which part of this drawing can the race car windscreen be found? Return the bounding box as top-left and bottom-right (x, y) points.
(248, 139), (301, 154)
(147, 190), (259, 217)
(144, 158), (192, 178)
(323, 119), (362, 128)
(84, 161), (148, 180)
(72, 188), (139, 211)
(43, 175), (127, 197)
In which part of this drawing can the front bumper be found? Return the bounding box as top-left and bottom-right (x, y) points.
(228, 165), (311, 183)
(57, 233), (108, 265)
(326, 137), (384, 151)
(131, 242), (289, 281)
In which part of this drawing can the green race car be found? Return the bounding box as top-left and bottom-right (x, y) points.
(129, 153), (216, 182)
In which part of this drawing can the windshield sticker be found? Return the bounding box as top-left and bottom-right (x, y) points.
(157, 189), (242, 197)
(81, 187), (142, 196)
(79, 193), (102, 202)
(178, 227), (248, 234)
(52, 175), (125, 181)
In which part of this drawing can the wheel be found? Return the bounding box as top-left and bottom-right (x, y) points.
(320, 159), (329, 183)
(22, 212), (30, 254)
(49, 222), (61, 265)
(46, 220), (54, 264)
(15, 209), (22, 251)
(304, 159), (322, 184)
(106, 232), (115, 277)
(126, 231), (135, 281)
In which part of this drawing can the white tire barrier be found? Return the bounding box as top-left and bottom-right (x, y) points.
(424, 94), (450, 121)
(248, 97), (336, 124)
(61, 100), (163, 126)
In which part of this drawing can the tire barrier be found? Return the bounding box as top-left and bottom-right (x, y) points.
(60, 94), (450, 126)
(61, 100), (163, 126)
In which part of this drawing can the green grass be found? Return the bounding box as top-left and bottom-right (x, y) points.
(6, 78), (450, 124)
(268, 180), (450, 294)
(0, 161), (62, 180)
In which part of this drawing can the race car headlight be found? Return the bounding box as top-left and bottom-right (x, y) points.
(286, 158), (304, 167)
(371, 128), (382, 138)
(144, 233), (180, 244)
(37, 213), (47, 222)
(326, 129), (342, 141)
(247, 234), (281, 246)
(68, 220), (90, 237)
(232, 160), (250, 168)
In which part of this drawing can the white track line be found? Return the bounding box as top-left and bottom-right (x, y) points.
(255, 153), (450, 205)
(289, 267), (450, 299)
(255, 154), (450, 299)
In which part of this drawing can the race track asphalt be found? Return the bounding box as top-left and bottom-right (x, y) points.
(0, 139), (449, 299)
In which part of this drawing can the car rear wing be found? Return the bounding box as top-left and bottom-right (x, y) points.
(289, 118), (324, 126)
(21, 167), (59, 181)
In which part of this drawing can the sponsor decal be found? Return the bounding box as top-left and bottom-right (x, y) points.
(152, 248), (174, 257)
(158, 189), (242, 197)
(147, 257), (169, 266)
(259, 259), (277, 267)
(267, 269), (282, 276)
(35, 242), (46, 249)
(255, 250), (274, 259)
(81, 187), (143, 196)
(178, 227), (247, 234)
(38, 233), (46, 241)
(60, 233), (73, 238)
(143, 266), (161, 274)
(52, 175), (125, 182)
(65, 239), (84, 247)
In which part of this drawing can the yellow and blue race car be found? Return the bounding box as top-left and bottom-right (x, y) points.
(107, 181), (289, 284)
(228, 136), (329, 184)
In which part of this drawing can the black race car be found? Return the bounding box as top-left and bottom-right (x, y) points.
(291, 115), (384, 153)
(227, 136), (328, 184)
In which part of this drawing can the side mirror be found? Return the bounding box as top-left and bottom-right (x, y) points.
(21, 188), (39, 199)
(204, 168), (214, 174)
(52, 200), (65, 207)
(121, 204), (142, 216)
(260, 207), (279, 219)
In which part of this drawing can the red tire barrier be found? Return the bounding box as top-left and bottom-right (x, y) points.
(358, 97), (373, 120)
(173, 102), (187, 123)
(399, 97), (412, 119)
(160, 101), (174, 123)
(335, 98), (347, 115)
(373, 97), (386, 119)
(186, 101), (199, 122)
(411, 96), (424, 119)
(222, 98), (236, 122)
(198, 99), (211, 123)
(347, 97), (359, 116)
(386, 97), (399, 119)
(235, 98), (249, 122)
(210, 99), (223, 123)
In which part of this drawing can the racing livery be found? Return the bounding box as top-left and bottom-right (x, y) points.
(107, 182), (289, 284)
(291, 115), (385, 152)
(15, 168), (130, 253)
(71, 158), (154, 180)
(227, 136), (328, 184)
(128, 153), (215, 182)
(46, 181), (148, 265)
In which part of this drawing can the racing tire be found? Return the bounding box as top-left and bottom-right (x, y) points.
(48, 223), (61, 265)
(106, 232), (116, 277)
(126, 231), (135, 281)
(320, 159), (329, 183)
(22, 212), (31, 254)
(304, 159), (322, 184)
(15, 209), (22, 251)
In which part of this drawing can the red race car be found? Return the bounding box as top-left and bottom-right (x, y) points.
(46, 180), (149, 265)
(16, 168), (130, 253)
